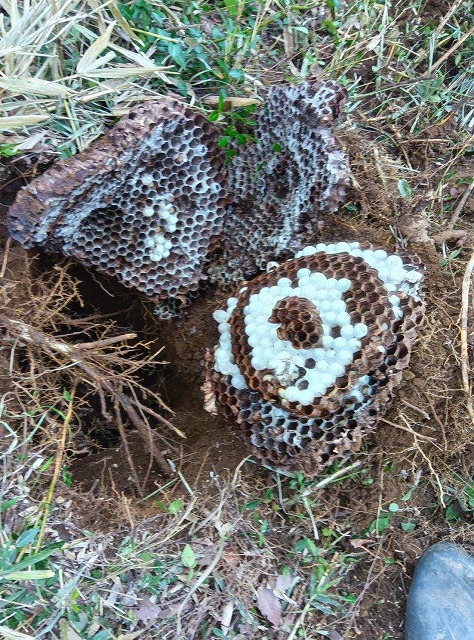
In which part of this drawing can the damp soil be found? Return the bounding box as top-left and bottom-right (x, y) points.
(1, 131), (474, 639)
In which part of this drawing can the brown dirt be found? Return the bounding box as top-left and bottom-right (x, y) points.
(1, 117), (474, 639)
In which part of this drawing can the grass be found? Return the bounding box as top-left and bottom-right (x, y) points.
(1, 0), (474, 638)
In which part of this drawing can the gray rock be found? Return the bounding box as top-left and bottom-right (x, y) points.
(405, 541), (474, 639)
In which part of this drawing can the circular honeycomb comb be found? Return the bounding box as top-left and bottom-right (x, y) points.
(204, 242), (425, 477)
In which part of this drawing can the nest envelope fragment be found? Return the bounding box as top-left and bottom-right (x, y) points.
(7, 98), (228, 317)
(7, 82), (349, 314)
(204, 242), (425, 477)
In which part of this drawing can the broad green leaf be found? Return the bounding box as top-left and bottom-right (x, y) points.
(15, 528), (39, 548)
(181, 544), (196, 568)
(0, 498), (20, 512)
(2, 569), (54, 580)
(397, 179), (412, 199)
(168, 500), (182, 514)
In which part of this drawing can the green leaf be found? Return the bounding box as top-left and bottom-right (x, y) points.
(0, 143), (20, 158)
(3, 542), (64, 573)
(397, 179), (412, 199)
(15, 528), (39, 549)
(92, 631), (113, 640)
(244, 499), (260, 510)
(224, 0), (237, 17)
(445, 504), (461, 522)
(217, 136), (231, 148)
(306, 538), (319, 557)
(388, 502), (400, 513)
(368, 515), (390, 534)
(63, 389), (72, 402)
(3, 569), (54, 581)
(62, 466), (72, 487)
(181, 544), (196, 568)
(401, 521), (416, 532)
(39, 457), (54, 472)
(168, 500), (182, 514)
(0, 498), (20, 512)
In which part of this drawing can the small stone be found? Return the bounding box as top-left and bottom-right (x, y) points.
(405, 542), (474, 639)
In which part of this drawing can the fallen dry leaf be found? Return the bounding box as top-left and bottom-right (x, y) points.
(257, 584), (282, 628)
(134, 594), (163, 622)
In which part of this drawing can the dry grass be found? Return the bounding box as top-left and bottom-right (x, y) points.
(0, 0), (176, 155)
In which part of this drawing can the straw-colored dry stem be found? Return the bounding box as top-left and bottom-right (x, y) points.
(460, 249), (474, 427)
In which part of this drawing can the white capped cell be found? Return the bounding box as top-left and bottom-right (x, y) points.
(140, 174), (153, 185)
(251, 357), (267, 370)
(333, 336), (347, 350)
(335, 278), (351, 293)
(405, 269), (422, 283)
(298, 389), (314, 405)
(297, 268), (311, 279)
(353, 323), (368, 339)
(329, 362), (345, 377)
(335, 242), (351, 253)
(337, 312), (351, 326)
(321, 335), (334, 348)
(386, 255), (404, 271)
(218, 323), (230, 335)
(284, 386), (300, 403)
(337, 350), (354, 366)
(213, 309), (229, 323)
(340, 325), (354, 339)
(323, 311), (338, 326)
(231, 374), (247, 390)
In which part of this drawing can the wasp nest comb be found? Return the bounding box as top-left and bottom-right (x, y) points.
(212, 80), (349, 283)
(7, 98), (227, 317)
(8, 83), (348, 314)
(204, 242), (424, 477)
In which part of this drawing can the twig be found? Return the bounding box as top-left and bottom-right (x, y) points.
(0, 237), (11, 279)
(422, 393), (448, 451)
(113, 395), (143, 495)
(35, 386), (76, 554)
(448, 179), (474, 230)
(284, 460), (362, 508)
(118, 393), (172, 477)
(430, 24), (474, 73)
(75, 333), (137, 349)
(460, 249), (474, 427)
(125, 389), (185, 439)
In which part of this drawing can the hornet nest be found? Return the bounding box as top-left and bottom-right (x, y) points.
(7, 81), (348, 316)
(204, 242), (425, 478)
